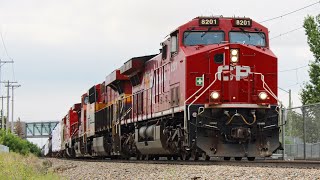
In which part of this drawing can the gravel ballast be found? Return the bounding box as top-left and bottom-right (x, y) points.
(48, 158), (320, 179)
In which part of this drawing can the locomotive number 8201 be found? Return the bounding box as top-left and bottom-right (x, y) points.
(199, 18), (219, 26)
(233, 19), (252, 27)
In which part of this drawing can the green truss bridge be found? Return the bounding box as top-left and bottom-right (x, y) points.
(25, 121), (59, 138)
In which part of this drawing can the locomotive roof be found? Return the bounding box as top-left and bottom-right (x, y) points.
(169, 16), (267, 35)
(123, 54), (157, 64)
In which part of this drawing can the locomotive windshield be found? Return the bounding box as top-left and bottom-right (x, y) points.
(229, 32), (266, 46)
(183, 31), (224, 46)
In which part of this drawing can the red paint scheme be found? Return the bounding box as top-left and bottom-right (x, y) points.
(105, 70), (131, 95)
(58, 17), (279, 159)
(121, 17), (277, 123)
(61, 16), (278, 135)
(67, 104), (81, 139)
(95, 84), (103, 103)
(181, 18), (276, 105)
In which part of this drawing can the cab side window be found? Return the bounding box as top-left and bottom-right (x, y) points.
(162, 44), (167, 60)
(170, 32), (178, 56)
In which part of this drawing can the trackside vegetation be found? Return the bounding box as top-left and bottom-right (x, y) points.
(0, 130), (61, 179)
(0, 129), (41, 156)
(0, 152), (60, 179)
(301, 14), (320, 104)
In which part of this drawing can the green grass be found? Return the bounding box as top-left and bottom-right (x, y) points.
(0, 152), (61, 179)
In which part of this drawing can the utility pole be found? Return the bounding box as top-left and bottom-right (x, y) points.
(288, 89), (292, 140)
(0, 96), (7, 129)
(278, 87), (291, 108)
(0, 59), (14, 130)
(288, 89), (292, 109)
(0, 59), (14, 96)
(10, 84), (20, 132)
(1, 81), (17, 132)
(278, 87), (291, 160)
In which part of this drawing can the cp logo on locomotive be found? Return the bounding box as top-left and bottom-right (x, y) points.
(217, 65), (251, 81)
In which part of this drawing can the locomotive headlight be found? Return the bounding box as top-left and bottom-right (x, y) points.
(231, 49), (238, 56)
(210, 91), (220, 99)
(231, 56), (238, 63)
(258, 92), (268, 100)
(230, 49), (239, 63)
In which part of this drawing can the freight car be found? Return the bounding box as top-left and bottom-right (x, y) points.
(49, 16), (282, 161)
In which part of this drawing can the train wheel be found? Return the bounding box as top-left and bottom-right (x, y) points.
(234, 157), (242, 161)
(120, 155), (130, 160)
(147, 155), (154, 160)
(180, 152), (190, 161)
(247, 157), (255, 161)
(154, 156), (159, 160)
(191, 153), (199, 161)
(167, 156), (172, 160)
(141, 155), (146, 160)
(173, 156), (178, 160)
(136, 154), (141, 160)
(205, 155), (210, 161)
(202, 153), (210, 161)
(224, 157), (231, 161)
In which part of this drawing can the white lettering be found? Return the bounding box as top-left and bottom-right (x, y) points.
(217, 65), (251, 81)
(235, 66), (251, 81)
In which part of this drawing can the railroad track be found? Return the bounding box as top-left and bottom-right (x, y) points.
(53, 157), (320, 169)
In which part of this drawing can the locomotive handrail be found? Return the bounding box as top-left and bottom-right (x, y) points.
(229, 71), (284, 126)
(187, 72), (220, 120)
(71, 127), (79, 138)
(70, 121), (79, 135)
(278, 107), (287, 126)
(184, 70), (282, 136)
(227, 71), (281, 106)
(184, 72), (222, 136)
(183, 74), (205, 131)
(183, 45), (229, 135)
(235, 71), (285, 128)
(249, 72), (281, 105)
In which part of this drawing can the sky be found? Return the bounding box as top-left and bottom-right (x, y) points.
(0, 0), (318, 146)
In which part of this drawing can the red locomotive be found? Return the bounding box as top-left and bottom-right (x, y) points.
(51, 16), (281, 161)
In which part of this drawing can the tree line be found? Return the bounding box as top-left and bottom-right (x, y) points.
(286, 14), (320, 144)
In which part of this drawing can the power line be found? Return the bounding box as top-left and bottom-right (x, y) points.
(270, 26), (304, 40)
(0, 29), (16, 84)
(279, 65), (308, 72)
(282, 83), (301, 89)
(279, 65), (309, 88)
(0, 31), (13, 60)
(260, 1), (320, 23)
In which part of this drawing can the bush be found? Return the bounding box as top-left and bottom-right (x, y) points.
(0, 130), (41, 156)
